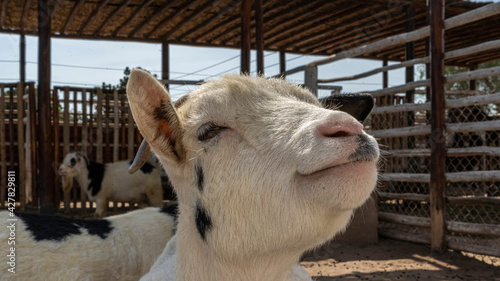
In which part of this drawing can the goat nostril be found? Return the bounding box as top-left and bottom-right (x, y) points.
(328, 131), (351, 138)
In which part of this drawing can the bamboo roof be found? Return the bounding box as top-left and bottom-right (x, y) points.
(1, 0), (499, 66)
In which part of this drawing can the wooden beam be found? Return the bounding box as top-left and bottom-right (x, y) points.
(61, 0), (85, 34)
(254, 0), (263, 75)
(20, 30), (26, 86)
(416, 0), (446, 247)
(21, 0), (33, 29)
(240, 0), (251, 74)
(50, 0), (63, 18)
(79, 0), (110, 34)
(130, 1), (177, 38)
(382, 59), (388, 88)
(38, 0), (55, 213)
(95, 0), (133, 35)
(28, 84), (37, 207)
(113, 0), (154, 37)
(0, 0), (8, 28)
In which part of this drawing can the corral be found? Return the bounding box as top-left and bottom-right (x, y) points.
(0, 0), (499, 279)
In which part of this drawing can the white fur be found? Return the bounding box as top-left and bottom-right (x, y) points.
(126, 70), (379, 281)
(0, 207), (176, 281)
(59, 152), (163, 218)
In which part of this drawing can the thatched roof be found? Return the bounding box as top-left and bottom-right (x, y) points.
(1, 0), (499, 66)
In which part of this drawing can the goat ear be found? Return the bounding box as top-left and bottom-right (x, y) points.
(127, 69), (185, 163)
(320, 94), (374, 122)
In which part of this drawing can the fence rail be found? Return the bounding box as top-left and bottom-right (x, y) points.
(277, 1), (500, 257)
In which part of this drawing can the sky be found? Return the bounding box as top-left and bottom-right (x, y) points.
(0, 33), (407, 101)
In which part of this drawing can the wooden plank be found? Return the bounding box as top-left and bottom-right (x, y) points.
(38, 0), (55, 213)
(105, 90), (110, 162)
(113, 90), (119, 162)
(371, 92), (500, 115)
(378, 228), (431, 245)
(79, 0), (110, 34)
(63, 87), (70, 155)
(17, 83), (26, 210)
(81, 90), (88, 154)
(28, 84), (37, 207)
(378, 192), (430, 202)
(61, 0), (86, 34)
(0, 0), (8, 28)
(96, 88), (103, 162)
(121, 93), (126, 160)
(81, 89), (88, 214)
(127, 104), (134, 159)
(384, 147), (500, 157)
(379, 171), (500, 183)
(0, 85), (5, 208)
(95, 0), (133, 35)
(8, 87), (14, 169)
(21, 0), (33, 29)
(131, 1), (177, 37)
(73, 90), (78, 151)
(280, 51), (286, 75)
(290, 2), (500, 70)
(162, 42), (169, 91)
(113, 0), (154, 37)
(447, 240), (500, 257)
(370, 120), (500, 138)
(240, 0), (251, 74)
(446, 196), (500, 207)
(304, 66), (318, 96)
(52, 88), (60, 210)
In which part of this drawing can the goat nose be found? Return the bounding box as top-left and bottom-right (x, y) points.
(317, 118), (363, 138)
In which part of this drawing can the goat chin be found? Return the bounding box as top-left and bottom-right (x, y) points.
(61, 174), (73, 194)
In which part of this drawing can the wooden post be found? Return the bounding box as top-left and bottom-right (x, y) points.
(63, 88), (70, 156)
(53, 88), (60, 210)
(17, 82), (26, 210)
(405, 6), (415, 151)
(113, 90), (119, 162)
(28, 84), (37, 207)
(429, 0), (447, 254)
(38, 0), (55, 213)
(254, 0), (264, 75)
(20, 30), (26, 88)
(304, 65), (318, 96)
(162, 42), (169, 92)
(383, 59), (388, 89)
(280, 50), (286, 76)
(0, 86), (5, 208)
(127, 105), (135, 159)
(240, 0), (251, 74)
(469, 65), (477, 91)
(96, 88), (103, 163)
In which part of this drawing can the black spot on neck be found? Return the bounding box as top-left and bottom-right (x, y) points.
(161, 202), (179, 234)
(87, 161), (105, 197)
(160, 202), (179, 219)
(16, 212), (113, 242)
(129, 160), (155, 174)
(195, 164), (204, 192)
(195, 202), (212, 242)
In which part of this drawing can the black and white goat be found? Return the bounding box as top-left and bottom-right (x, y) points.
(0, 204), (177, 281)
(58, 152), (163, 218)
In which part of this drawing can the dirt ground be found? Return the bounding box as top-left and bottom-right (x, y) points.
(300, 237), (499, 281)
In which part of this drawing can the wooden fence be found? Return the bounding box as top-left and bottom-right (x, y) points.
(0, 84), (176, 215)
(280, 2), (500, 257)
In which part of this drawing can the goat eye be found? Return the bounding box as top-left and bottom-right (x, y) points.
(197, 123), (226, 142)
(70, 158), (76, 166)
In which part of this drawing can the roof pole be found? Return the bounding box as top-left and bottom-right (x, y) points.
(38, 0), (55, 214)
(162, 41), (169, 92)
(240, 0), (251, 74)
(254, 0), (264, 75)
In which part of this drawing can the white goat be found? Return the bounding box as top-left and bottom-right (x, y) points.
(0, 204), (177, 281)
(126, 69), (379, 281)
(58, 152), (163, 218)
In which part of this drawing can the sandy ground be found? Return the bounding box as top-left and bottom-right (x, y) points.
(300, 237), (499, 281)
